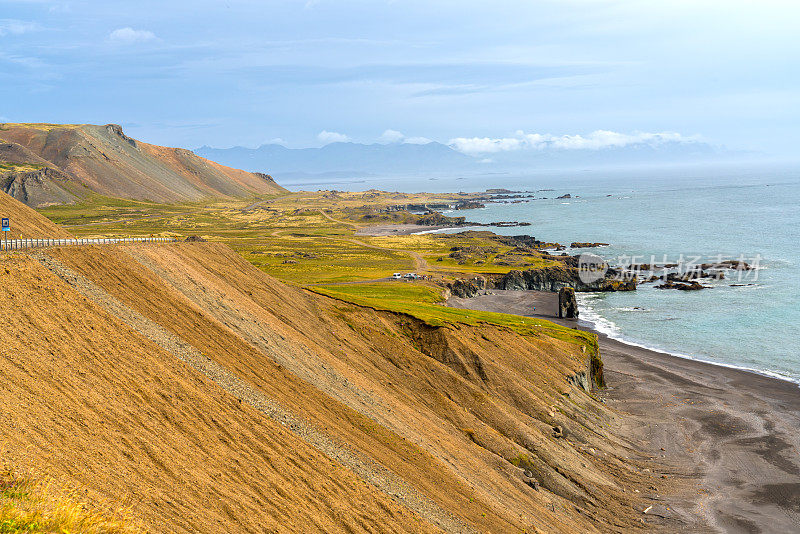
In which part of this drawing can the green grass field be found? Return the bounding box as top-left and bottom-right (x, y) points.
(38, 191), (596, 349)
(310, 282), (596, 348)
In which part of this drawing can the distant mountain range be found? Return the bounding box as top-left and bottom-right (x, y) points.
(196, 139), (741, 178)
(195, 141), (477, 175)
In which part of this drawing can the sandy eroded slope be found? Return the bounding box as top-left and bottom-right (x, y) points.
(1, 242), (667, 532)
(0, 190), (73, 238)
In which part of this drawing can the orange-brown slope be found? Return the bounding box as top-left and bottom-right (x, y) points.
(0, 123), (286, 206)
(44, 242), (666, 533)
(0, 252), (438, 534)
(0, 191), (73, 238)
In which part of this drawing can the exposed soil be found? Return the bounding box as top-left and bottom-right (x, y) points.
(448, 289), (800, 533)
(0, 124), (285, 205)
(0, 252), (432, 533)
(0, 242), (678, 532)
(0, 190), (74, 238)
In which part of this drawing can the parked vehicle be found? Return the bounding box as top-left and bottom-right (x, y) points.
(403, 273), (419, 279)
(392, 272), (402, 279)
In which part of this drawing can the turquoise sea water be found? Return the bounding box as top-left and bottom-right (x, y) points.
(285, 163), (800, 383)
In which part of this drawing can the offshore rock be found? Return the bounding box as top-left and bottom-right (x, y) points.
(570, 242), (609, 248)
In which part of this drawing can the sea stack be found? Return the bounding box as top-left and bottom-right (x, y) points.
(558, 287), (579, 318)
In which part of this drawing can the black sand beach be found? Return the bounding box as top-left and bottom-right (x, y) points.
(447, 290), (800, 533)
(355, 224), (451, 236)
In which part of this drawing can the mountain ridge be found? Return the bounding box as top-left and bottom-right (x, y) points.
(0, 123), (286, 207)
(197, 140), (477, 175)
(197, 137), (741, 178)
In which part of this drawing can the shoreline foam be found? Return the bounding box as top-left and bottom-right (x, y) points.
(575, 292), (800, 387)
(445, 288), (800, 531)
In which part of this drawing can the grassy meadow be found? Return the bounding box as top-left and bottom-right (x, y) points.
(39, 190), (588, 346)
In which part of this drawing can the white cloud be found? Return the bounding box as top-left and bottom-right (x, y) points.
(378, 130), (432, 145)
(0, 19), (38, 36)
(317, 130), (350, 144)
(402, 136), (432, 145)
(449, 130), (698, 155)
(379, 129), (405, 143)
(448, 136), (522, 154)
(108, 27), (157, 44)
(265, 137), (286, 146)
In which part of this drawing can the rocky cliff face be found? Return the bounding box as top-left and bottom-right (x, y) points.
(1, 166), (86, 207)
(448, 277), (486, 298)
(492, 265), (636, 292)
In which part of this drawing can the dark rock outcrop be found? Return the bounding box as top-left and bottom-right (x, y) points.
(570, 242), (609, 249)
(1, 166), (81, 207)
(449, 278), (486, 298)
(417, 211), (467, 226)
(105, 123), (138, 148)
(454, 200), (485, 210)
(184, 235), (207, 242)
(492, 266), (636, 292)
(558, 287), (579, 318)
(254, 172), (278, 184)
(655, 280), (706, 290)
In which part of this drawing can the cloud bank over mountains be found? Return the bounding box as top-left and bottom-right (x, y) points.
(448, 130), (701, 155)
(378, 129), (432, 145)
(317, 130), (350, 144)
(312, 128), (706, 155)
(197, 126), (734, 178)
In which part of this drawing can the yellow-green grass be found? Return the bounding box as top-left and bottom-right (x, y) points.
(242, 239), (413, 284)
(0, 163), (47, 173)
(39, 195), (183, 227)
(0, 123), (85, 132)
(37, 193), (559, 284)
(0, 468), (142, 534)
(363, 233), (559, 274)
(310, 282), (596, 348)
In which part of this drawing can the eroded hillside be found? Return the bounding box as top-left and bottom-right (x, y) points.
(0, 241), (670, 533)
(0, 189), (74, 238)
(0, 124), (286, 206)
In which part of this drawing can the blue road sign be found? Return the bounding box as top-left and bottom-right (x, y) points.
(1, 218), (9, 231)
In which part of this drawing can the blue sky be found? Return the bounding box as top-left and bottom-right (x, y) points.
(1, 0), (798, 156)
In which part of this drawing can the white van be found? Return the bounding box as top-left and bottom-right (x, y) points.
(392, 273), (402, 279)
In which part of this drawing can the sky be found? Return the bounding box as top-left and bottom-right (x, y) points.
(1, 0), (799, 157)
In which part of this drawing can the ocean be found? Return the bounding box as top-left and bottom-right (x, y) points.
(281, 163), (800, 384)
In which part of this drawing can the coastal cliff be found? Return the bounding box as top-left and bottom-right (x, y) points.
(1, 239), (666, 533)
(494, 265), (636, 292)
